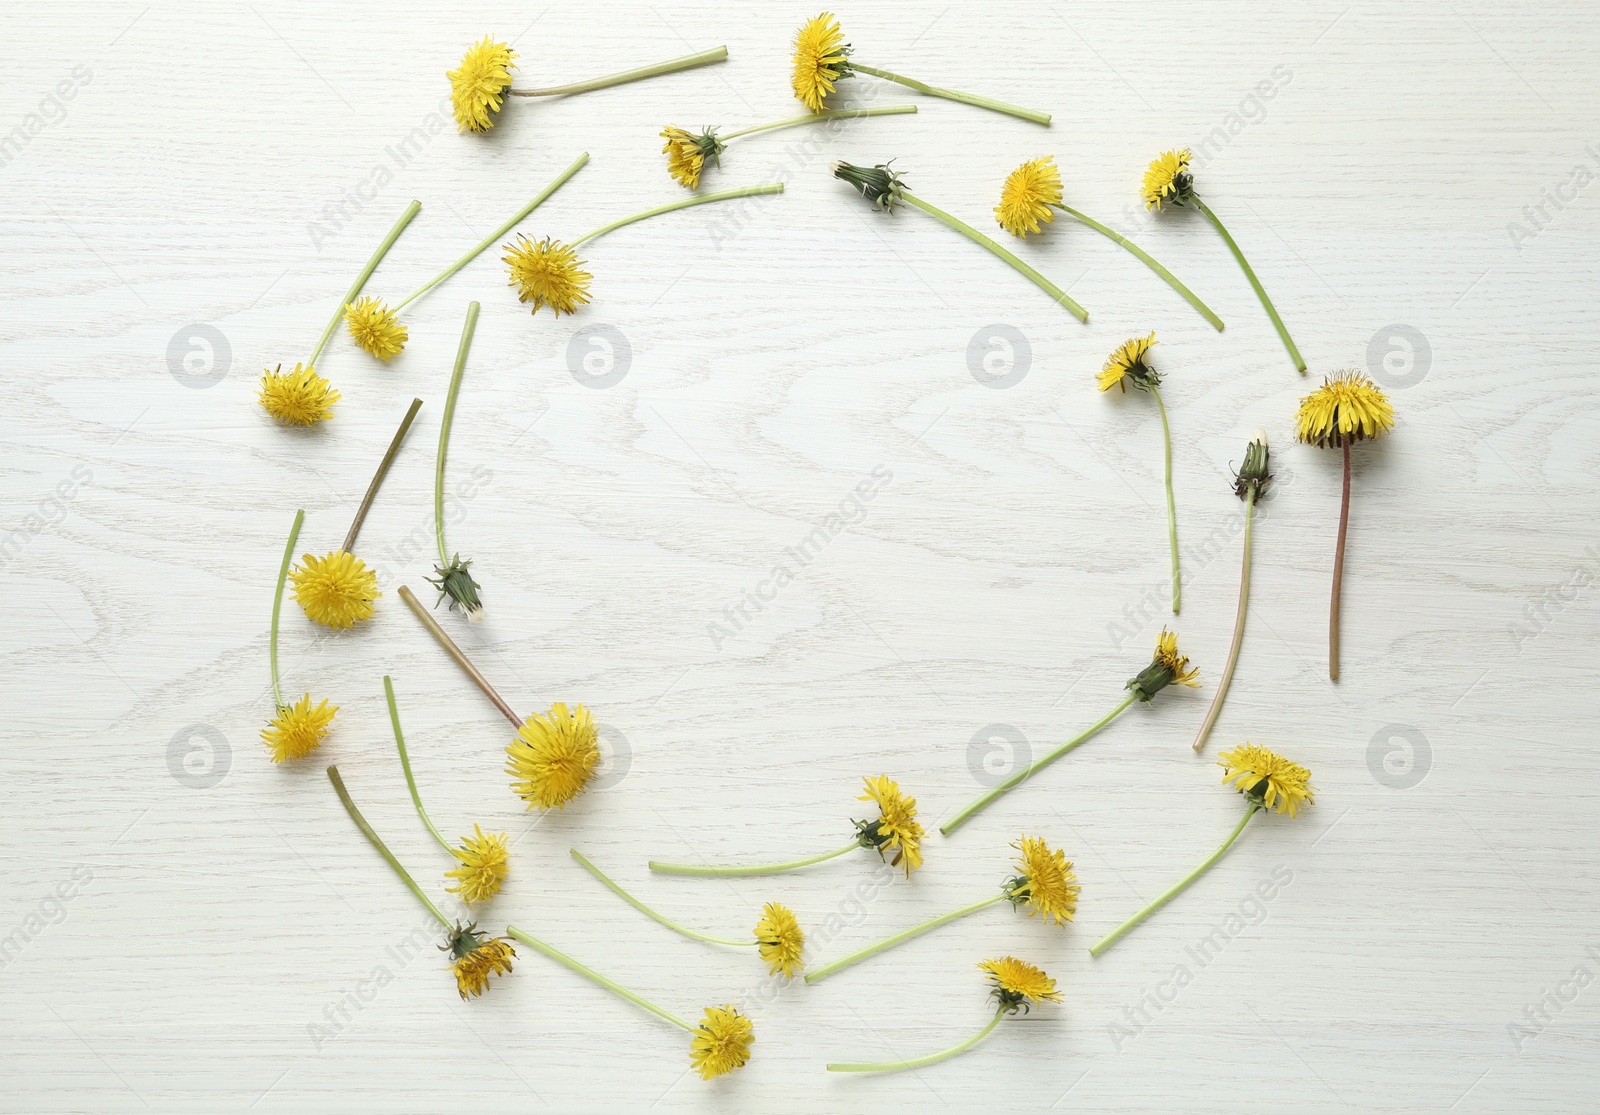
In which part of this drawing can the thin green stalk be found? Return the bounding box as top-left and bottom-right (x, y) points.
(504, 925), (693, 1031)
(900, 191), (1088, 322)
(571, 849), (753, 947)
(327, 764), (453, 930)
(436, 301), (480, 568)
(649, 841), (857, 877)
(268, 508), (305, 708)
(1057, 204), (1223, 331)
(1193, 488), (1255, 751)
(385, 675), (453, 855)
(397, 585), (522, 727)
(570, 183), (785, 249)
(308, 200), (421, 367)
(850, 62), (1051, 125)
(1148, 384), (1180, 614)
(828, 1005), (1006, 1072)
(391, 152), (589, 312)
(1191, 196), (1304, 372)
(1089, 805), (1260, 957)
(341, 397), (423, 553)
(720, 105), (917, 142)
(941, 693), (1137, 835)
(804, 894), (1006, 984)
(512, 46), (727, 98)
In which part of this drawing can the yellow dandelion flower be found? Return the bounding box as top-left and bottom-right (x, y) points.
(448, 923), (516, 999)
(1006, 836), (1080, 927)
(448, 37), (518, 133)
(503, 235), (593, 317)
(1141, 148), (1194, 211)
(290, 549), (380, 630)
(857, 774), (925, 877)
(1218, 743), (1315, 818)
(344, 295), (408, 361)
(1154, 628), (1200, 688)
(259, 363), (339, 427)
(1295, 370), (1395, 448)
(792, 12), (851, 112)
(979, 955), (1063, 1011)
(445, 825), (509, 904)
(995, 156), (1064, 238)
(755, 902), (805, 978)
(505, 702), (600, 811)
(1098, 332), (1159, 392)
(660, 125), (726, 190)
(690, 1005), (754, 1079)
(260, 693), (337, 763)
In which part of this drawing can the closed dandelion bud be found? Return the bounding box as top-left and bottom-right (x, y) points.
(832, 159), (906, 211)
(429, 554), (484, 621)
(1233, 429), (1272, 499)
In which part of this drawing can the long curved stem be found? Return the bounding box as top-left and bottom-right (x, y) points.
(1193, 488), (1255, 751)
(720, 105), (917, 142)
(804, 894), (1006, 984)
(436, 302), (479, 568)
(1057, 204), (1223, 331)
(649, 841), (858, 877)
(828, 1005), (1005, 1072)
(268, 508), (305, 708)
(504, 925), (693, 1031)
(397, 585), (521, 726)
(1191, 196), (1304, 372)
(327, 764), (453, 930)
(1089, 805), (1259, 957)
(571, 850), (753, 947)
(511, 46), (727, 98)
(385, 675), (453, 855)
(392, 152), (588, 312)
(342, 397), (423, 553)
(900, 191), (1087, 322)
(851, 62), (1050, 125)
(1331, 438), (1351, 681)
(1148, 384), (1180, 614)
(941, 693), (1136, 835)
(571, 183), (784, 249)
(308, 200), (421, 367)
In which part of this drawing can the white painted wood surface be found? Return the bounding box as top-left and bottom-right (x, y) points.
(2, 1), (1596, 1111)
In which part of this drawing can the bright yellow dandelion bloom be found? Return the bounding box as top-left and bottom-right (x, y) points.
(344, 296), (408, 361)
(660, 125), (715, 190)
(792, 12), (851, 112)
(1154, 628), (1200, 688)
(690, 1005), (754, 1079)
(445, 825), (509, 904)
(290, 549), (380, 629)
(449, 924), (516, 999)
(1295, 370), (1395, 448)
(260, 694), (337, 763)
(1098, 332), (1159, 392)
(1141, 148), (1194, 211)
(259, 363), (339, 427)
(755, 902), (805, 978)
(1218, 743), (1315, 818)
(979, 956), (1063, 1011)
(448, 37), (518, 133)
(858, 774), (925, 877)
(505, 702), (600, 811)
(1006, 836), (1080, 927)
(503, 235), (593, 316)
(995, 156), (1064, 238)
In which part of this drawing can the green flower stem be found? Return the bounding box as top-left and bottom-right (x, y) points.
(392, 152), (589, 313)
(940, 693), (1137, 835)
(1148, 384), (1181, 615)
(900, 191), (1088, 323)
(327, 764), (453, 931)
(1056, 204), (1223, 332)
(649, 841), (858, 877)
(720, 105), (917, 142)
(385, 675), (453, 855)
(1331, 438), (1351, 681)
(436, 301), (479, 569)
(512, 46), (727, 98)
(1193, 487), (1255, 752)
(1089, 804), (1260, 957)
(341, 397), (423, 553)
(308, 200), (420, 367)
(504, 925), (693, 1032)
(850, 62), (1051, 126)
(268, 508), (305, 709)
(570, 183), (785, 250)
(396, 585), (522, 727)
(804, 894), (1007, 984)
(1191, 196), (1304, 373)
(828, 1005), (1006, 1072)
(571, 849), (753, 947)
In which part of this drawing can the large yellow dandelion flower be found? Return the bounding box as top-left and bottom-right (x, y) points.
(1005, 836), (1080, 927)
(1218, 743), (1315, 818)
(259, 363), (340, 427)
(503, 235), (593, 316)
(857, 774), (925, 877)
(1097, 332), (1159, 392)
(445, 825), (509, 904)
(290, 550), (380, 629)
(755, 902), (805, 978)
(505, 702), (600, 811)
(448, 923), (516, 999)
(690, 1005), (754, 1079)
(995, 156), (1064, 238)
(979, 956), (1063, 1011)
(1141, 148), (1194, 211)
(448, 37), (518, 133)
(344, 296), (408, 361)
(1295, 370), (1395, 448)
(792, 12), (851, 112)
(260, 693), (337, 763)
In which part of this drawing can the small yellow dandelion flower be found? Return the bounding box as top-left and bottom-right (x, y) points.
(754, 902), (805, 978)
(1005, 836), (1080, 927)
(1098, 332), (1159, 392)
(344, 295), (408, 361)
(260, 693), (337, 763)
(856, 774), (925, 876)
(660, 125), (724, 190)
(505, 702), (600, 811)
(1126, 626), (1199, 702)
(1141, 148), (1194, 211)
(448, 37), (518, 133)
(447, 922), (516, 999)
(690, 1005), (754, 1079)
(290, 549), (380, 629)
(792, 12), (852, 112)
(503, 235), (593, 317)
(1218, 743), (1315, 818)
(1295, 370), (1395, 448)
(995, 156), (1064, 238)
(259, 363), (340, 427)
(979, 956), (1063, 1011)
(445, 825), (509, 904)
